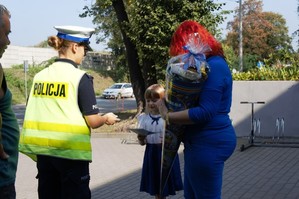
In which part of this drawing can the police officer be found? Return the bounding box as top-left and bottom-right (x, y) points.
(19, 25), (120, 199)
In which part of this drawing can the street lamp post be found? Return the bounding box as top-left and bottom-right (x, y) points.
(238, 0), (243, 72)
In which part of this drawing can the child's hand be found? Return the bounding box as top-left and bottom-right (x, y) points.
(137, 135), (146, 146)
(0, 144), (9, 160)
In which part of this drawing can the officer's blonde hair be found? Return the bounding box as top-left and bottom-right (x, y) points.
(47, 36), (75, 56)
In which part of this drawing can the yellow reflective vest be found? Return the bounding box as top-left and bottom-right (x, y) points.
(19, 61), (92, 161)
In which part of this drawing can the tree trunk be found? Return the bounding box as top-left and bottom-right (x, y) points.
(142, 59), (158, 88)
(112, 0), (145, 115)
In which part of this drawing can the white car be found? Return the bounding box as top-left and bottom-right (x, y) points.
(102, 83), (134, 99)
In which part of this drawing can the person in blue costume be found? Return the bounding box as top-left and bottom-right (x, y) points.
(0, 4), (20, 199)
(156, 20), (237, 199)
(137, 84), (183, 199)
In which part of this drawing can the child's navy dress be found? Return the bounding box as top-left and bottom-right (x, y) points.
(138, 113), (183, 197)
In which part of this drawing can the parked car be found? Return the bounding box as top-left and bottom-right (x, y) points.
(102, 83), (134, 99)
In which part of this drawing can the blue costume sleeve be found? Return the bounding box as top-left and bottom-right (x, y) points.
(188, 56), (232, 124)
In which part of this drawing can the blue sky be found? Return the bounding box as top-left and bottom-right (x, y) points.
(1, 0), (298, 51)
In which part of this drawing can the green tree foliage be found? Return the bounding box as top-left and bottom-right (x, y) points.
(233, 66), (299, 81)
(34, 40), (49, 48)
(294, 0), (299, 50)
(222, 43), (238, 70)
(127, 0), (227, 81)
(81, 0), (147, 114)
(264, 48), (299, 68)
(81, 0), (228, 112)
(224, 0), (292, 71)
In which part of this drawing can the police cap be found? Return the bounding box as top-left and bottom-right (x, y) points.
(54, 25), (95, 51)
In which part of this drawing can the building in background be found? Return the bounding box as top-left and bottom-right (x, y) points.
(0, 45), (114, 70)
(82, 51), (115, 71)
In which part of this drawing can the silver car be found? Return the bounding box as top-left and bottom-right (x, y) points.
(102, 83), (134, 99)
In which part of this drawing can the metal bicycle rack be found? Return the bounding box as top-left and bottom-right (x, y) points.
(273, 117), (285, 143)
(240, 101), (265, 151)
(240, 102), (299, 151)
(269, 117), (299, 147)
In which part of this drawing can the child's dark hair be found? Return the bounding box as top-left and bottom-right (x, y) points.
(144, 84), (165, 100)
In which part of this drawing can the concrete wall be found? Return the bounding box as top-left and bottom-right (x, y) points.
(1, 45), (57, 68)
(231, 81), (299, 138)
(0, 45), (115, 70)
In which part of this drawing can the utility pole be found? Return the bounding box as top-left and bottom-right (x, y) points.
(24, 60), (28, 100)
(238, 0), (243, 71)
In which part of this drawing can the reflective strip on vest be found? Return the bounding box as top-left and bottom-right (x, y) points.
(20, 121), (92, 161)
(22, 129), (90, 150)
(23, 120), (90, 135)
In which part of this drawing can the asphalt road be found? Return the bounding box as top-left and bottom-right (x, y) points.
(96, 97), (137, 113)
(12, 98), (137, 128)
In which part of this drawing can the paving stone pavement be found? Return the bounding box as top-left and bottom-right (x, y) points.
(15, 135), (299, 199)
(12, 105), (299, 198)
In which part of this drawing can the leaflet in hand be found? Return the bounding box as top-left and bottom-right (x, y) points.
(129, 128), (155, 136)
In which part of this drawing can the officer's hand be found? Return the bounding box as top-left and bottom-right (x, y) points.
(104, 112), (120, 125)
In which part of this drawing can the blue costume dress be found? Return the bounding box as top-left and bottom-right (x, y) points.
(183, 56), (236, 199)
(138, 113), (183, 197)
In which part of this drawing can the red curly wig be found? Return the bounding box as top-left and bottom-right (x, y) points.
(169, 20), (224, 58)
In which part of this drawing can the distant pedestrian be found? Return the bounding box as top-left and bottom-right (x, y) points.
(137, 84), (183, 199)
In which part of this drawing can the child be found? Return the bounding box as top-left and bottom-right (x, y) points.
(137, 84), (183, 199)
